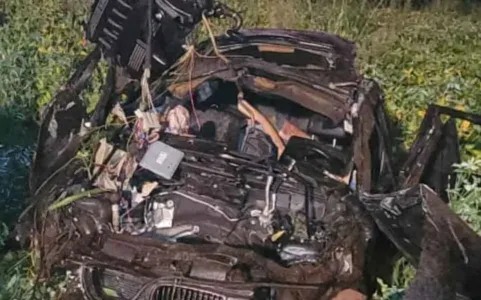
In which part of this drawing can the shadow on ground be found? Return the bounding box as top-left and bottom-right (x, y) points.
(0, 110), (37, 225)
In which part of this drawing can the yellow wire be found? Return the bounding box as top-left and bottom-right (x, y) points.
(201, 13), (229, 64)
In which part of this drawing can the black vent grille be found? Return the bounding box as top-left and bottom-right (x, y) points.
(156, 285), (226, 300)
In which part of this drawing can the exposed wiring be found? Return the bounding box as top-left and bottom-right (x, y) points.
(141, 69), (155, 110)
(120, 192), (170, 220)
(201, 13), (229, 64)
(267, 178), (282, 215)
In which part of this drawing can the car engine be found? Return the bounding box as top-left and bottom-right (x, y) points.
(57, 77), (379, 299)
(120, 109), (359, 262)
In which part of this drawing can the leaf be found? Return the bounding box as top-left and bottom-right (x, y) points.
(48, 188), (105, 211)
(102, 287), (119, 297)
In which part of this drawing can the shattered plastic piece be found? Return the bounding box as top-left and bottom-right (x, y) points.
(344, 119), (353, 134)
(239, 125), (276, 158)
(279, 120), (310, 142)
(238, 98), (285, 158)
(141, 181), (159, 197)
(166, 105), (190, 135)
(131, 187), (144, 205)
(278, 244), (320, 265)
(139, 141), (184, 180)
(134, 109), (161, 131)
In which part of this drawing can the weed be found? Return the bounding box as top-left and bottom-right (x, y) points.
(0, 224), (66, 300)
(449, 159), (481, 234)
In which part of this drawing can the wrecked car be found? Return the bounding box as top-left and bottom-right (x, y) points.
(8, 0), (481, 299)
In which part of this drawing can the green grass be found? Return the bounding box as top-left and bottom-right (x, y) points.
(1, 0), (481, 299)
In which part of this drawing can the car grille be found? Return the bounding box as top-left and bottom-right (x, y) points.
(155, 285), (227, 300)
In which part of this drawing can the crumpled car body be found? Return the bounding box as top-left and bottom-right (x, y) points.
(9, 2), (481, 300)
(24, 28), (385, 300)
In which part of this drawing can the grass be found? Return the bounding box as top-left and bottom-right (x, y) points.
(0, 0), (481, 299)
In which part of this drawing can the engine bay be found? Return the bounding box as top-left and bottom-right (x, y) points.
(60, 71), (378, 299)
(89, 80), (365, 264)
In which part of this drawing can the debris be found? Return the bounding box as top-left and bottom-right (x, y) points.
(279, 119), (311, 142)
(166, 105), (190, 135)
(130, 186), (144, 205)
(134, 109), (161, 131)
(111, 102), (128, 125)
(238, 98), (286, 158)
(93, 138), (137, 191)
(141, 181), (159, 197)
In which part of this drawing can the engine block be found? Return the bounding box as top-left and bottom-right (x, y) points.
(118, 134), (370, 267)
